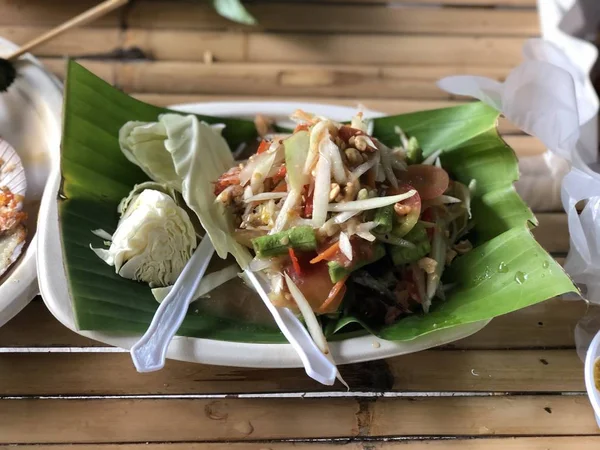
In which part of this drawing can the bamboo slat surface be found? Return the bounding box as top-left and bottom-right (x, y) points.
(0, 0), (596, 448)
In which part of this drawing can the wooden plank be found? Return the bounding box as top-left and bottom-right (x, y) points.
(0, 0), (121, 27)
(503, 135), (546, 156)
(109, 60), (508, 100)
(40, 58), (509, 100)
(0, 26), (120, 56)
(0, 349), (583, 396)
(387, 349), (584, 392)
(0, 294), (583, 350)
(532, 213), (569, 254)
(2, 438), (600, 450)
(3, 437), (600, 449)
(122, 30), (245, 62)
(247, 34), (525, 66)
(41, 58), (116, 85)
(0, 301), (100, 348)
(119, 30), (525, 66)
(452, 295), (585, 349)
(0, 396), (595, 443)
(370, 396), (598, 437)
(381, 65), (508, 80)
(127, 3), (539, 36)
(0, 0), (539, 29)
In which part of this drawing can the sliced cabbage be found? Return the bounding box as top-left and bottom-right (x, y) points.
(119, 121), (182, 191)
(119, 114), (253, 269)
(151, 264), (240, 303)
(91, 189), (197, 287)
(117, 181), (179, 217)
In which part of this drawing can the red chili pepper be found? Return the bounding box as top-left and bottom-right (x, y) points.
(213, 167), (241, 196)
(257, 139), (271, 154)
(289, 248), (302, 276)
(272, 165), (287, 184)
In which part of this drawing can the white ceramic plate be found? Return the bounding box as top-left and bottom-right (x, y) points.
(0, 37), (62, 327)
(37, 101), (490, 368)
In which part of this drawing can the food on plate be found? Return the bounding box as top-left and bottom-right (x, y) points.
(213, 110), (473, 324)
(95, 109), (474, 330)
(0, 138), (27, 278)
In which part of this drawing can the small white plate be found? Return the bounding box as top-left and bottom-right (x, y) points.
(37, 101), (489, 368)
(585, 330), (600, 427)
(0, 37), (62, 327)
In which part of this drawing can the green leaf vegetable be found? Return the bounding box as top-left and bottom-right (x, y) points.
(60, 61), (577, 343)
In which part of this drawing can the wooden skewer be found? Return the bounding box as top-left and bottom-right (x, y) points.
(5, 0), (129, 61)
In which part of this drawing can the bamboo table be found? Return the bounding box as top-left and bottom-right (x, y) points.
(1, 0), (598, 448)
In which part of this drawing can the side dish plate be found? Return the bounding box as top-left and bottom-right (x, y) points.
(0, 37), (62, 327)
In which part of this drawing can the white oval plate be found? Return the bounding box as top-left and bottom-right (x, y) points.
(0, 37), (62, 327)
(37, 101), (489, 368)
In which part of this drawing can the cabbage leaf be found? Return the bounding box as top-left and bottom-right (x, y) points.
(119, 114), (253, 269)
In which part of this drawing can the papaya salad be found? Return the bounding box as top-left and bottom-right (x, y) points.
(214, 111), (474, 328)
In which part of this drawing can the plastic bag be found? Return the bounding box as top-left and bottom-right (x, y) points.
(561, 167), (600, 359)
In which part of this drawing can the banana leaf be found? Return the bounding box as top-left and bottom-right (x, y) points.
(59, 61), (577, 343)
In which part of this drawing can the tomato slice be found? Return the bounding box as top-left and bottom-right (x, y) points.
(214, 166), (241, 196)
(256, 139), (271, 154)
(325, 238), (376, 269)
(286, 261), (338, 312)
(271, 165), (287, 184)
(399, 165), (449, 200)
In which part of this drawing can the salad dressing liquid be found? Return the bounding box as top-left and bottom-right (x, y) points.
(194, 278), (275, 325)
